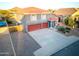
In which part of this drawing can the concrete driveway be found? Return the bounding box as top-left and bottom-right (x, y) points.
(0, 28), (79, 56)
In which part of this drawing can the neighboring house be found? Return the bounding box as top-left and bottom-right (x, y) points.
(8, 7), (24, 32)
(71, 9), (79, 28)
(0, 16), (23, 33)
(72, 9), (79, 20)
(21, 7), (52, 32)
(9, 7), (24, 23)
(53, 8), (76, 23)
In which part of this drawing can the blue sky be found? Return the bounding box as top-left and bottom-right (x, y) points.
(0, 1), (79, 9)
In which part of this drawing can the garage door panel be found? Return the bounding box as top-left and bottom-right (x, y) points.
(28, 24), (41, 31)
(42, 23), (48, 28)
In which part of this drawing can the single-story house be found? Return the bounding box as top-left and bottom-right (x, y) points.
(9, 7), (24, 23)
(71, 9), (79, 28)
(72, 8), (79, 20)
(53, 8), (76, 23)
(8, 7), (24, 32)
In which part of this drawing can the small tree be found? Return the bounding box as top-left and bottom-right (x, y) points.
(0, 10), (13, 18)
(68, 18), (75, 28)
(48, 9), (54, 13)
(0, 10), (16, 25)
(64, 17), (76, 28)
(64, 17), (69, 25)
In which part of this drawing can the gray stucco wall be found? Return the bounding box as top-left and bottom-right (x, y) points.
(21, 15), (30, 32)
(46, 14), (53, 19)
(21, 14), (52, 32)
(37, 14), (41, 20)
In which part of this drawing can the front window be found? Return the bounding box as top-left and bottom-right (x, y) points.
(30, 14), (37, 21)
(41, 14), (46, 20)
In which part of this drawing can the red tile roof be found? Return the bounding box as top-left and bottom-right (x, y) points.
(22, 7), (48, 14)
(9, 7), (23, 14)
(53, 8), (76, 16)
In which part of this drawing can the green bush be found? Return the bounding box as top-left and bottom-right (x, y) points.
(57, 26), (65, 32)
(6, 19), (17, 26)
(57, 26), (71, 33)
(6, 19), (13, 24)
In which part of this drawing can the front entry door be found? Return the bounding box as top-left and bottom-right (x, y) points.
(48, 21), (56, 28)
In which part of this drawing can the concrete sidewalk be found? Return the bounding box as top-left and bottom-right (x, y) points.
(0, 34), (14, 56)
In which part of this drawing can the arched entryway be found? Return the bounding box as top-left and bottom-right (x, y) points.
(48, 17), (58, 28)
